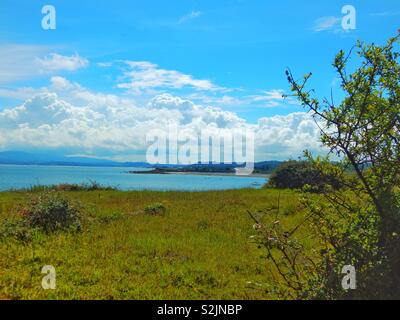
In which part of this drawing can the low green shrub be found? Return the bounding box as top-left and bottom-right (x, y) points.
(26, 181), (116, 192)
(0, 218), (32, 242)
(19, 192), (82, 233)
(267, 160), (342, 192)
(144, 203), (167, 216)
(98, 212), (124, 224)
(197, 219), (210, 231)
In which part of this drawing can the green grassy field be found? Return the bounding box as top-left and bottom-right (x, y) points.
(0, 188), (307, 300)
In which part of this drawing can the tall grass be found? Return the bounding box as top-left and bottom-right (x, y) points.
(0, 188), (308, 300)
(14, 181), (117, 193)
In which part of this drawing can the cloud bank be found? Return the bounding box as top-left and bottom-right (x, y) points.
(0, 78), (324, 161)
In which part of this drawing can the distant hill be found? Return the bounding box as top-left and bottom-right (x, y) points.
(253, 161), (282, 173)
(0, 151), (151, 168)
(0, 151), (42, 164)
(0, 151), (282, 172)
(156, 161), (282, 174)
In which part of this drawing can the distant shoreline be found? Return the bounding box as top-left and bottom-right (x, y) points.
(129, 169), (270, 179)
(169, 171), (270, 178)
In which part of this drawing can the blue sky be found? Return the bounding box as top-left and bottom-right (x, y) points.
(0, 0), (399, 161)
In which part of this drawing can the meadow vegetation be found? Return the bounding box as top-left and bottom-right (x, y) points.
(0, 187), (311, 300)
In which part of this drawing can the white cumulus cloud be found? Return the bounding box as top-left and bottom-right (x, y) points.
(36, 53), (89, 72)
(0, 45), (89, 84)
(0, 86), (325, 161)
(117, 61), (221, 94)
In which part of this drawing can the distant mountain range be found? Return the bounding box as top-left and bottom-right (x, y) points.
(0, 151), (282, 172)
(0, 151), (151, 167)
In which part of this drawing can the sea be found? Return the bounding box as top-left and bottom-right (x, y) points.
(0, 165), (267, 191)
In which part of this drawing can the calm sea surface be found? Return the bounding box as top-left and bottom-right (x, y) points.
(0, 165), (267, 191)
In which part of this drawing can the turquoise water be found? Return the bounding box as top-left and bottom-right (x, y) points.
(0, 165), (267, 191)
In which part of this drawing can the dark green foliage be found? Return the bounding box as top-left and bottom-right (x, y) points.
(267, 160), (342, 192)
(98, 212), (124, 224)
(197, 219), (210, 231)
(25, 181), (116, 192)
(144, 203), (167, 216)
(0, 218), (33, 242)
(20, 192), (82, 233)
